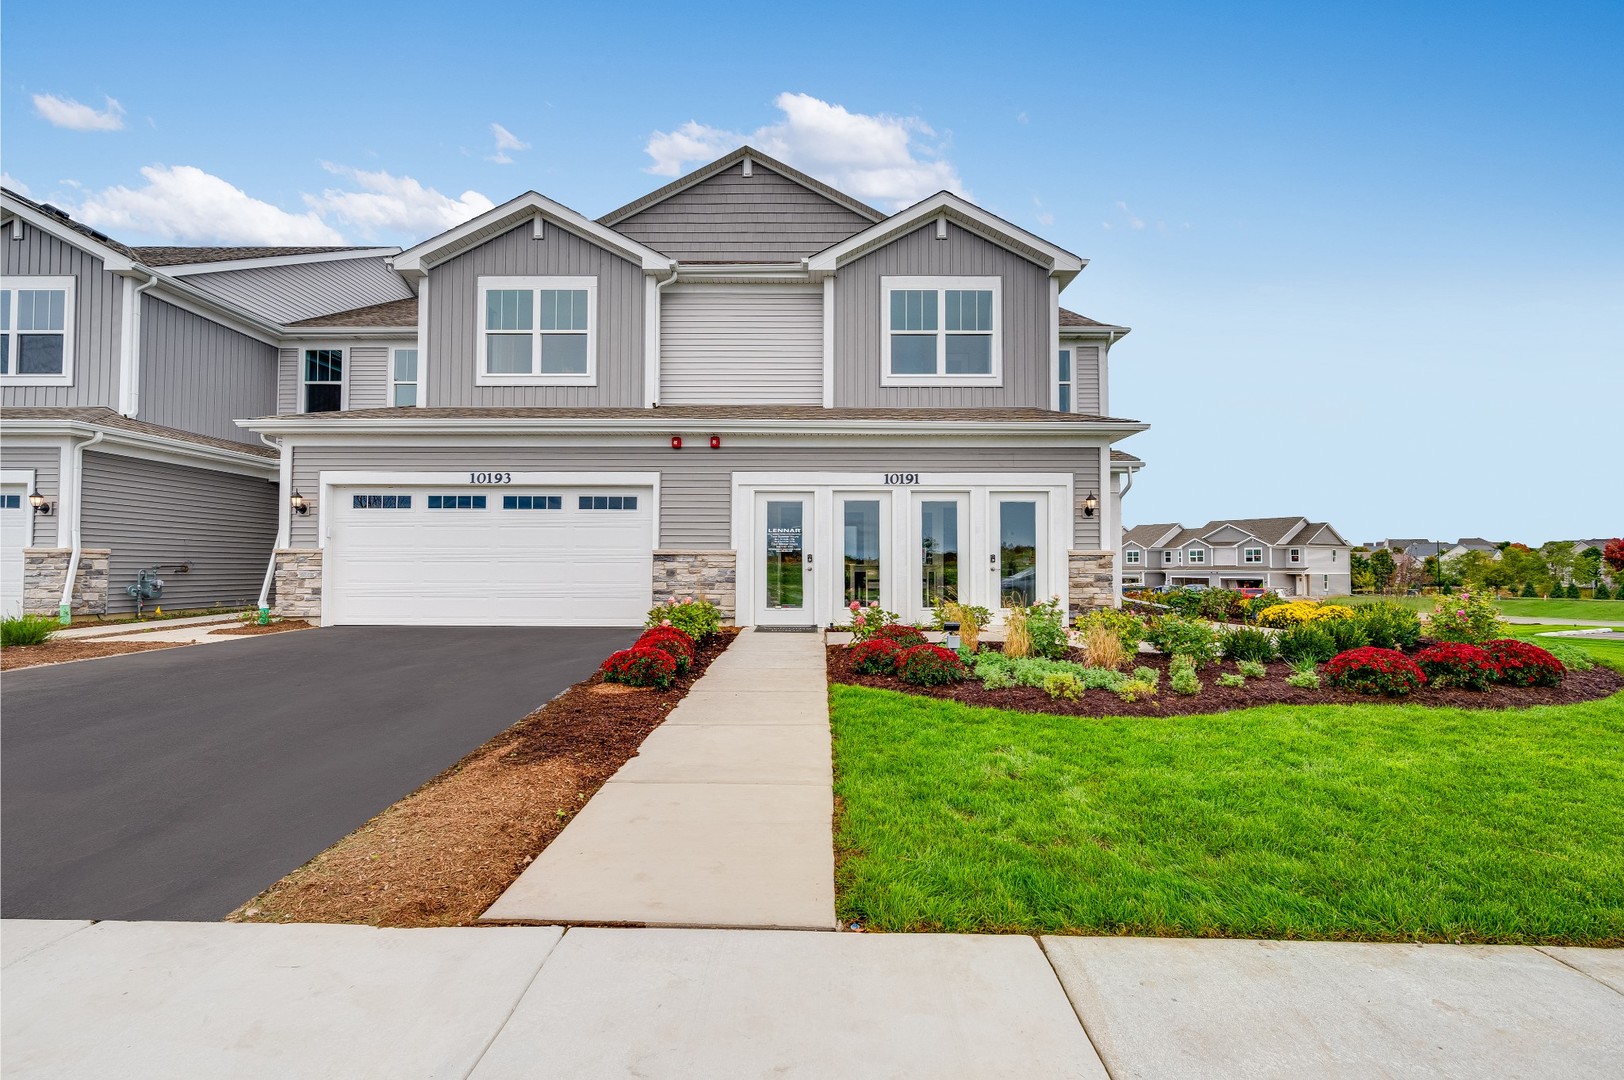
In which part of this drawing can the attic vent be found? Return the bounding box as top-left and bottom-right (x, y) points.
(41, 203), (71, 221)
(741, 156), (753, 178)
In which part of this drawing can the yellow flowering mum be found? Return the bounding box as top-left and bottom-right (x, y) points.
(1257, 601), (1353, 628)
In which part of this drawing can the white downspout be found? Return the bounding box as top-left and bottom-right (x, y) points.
(255, 433), (287, 622)
(1119, 466), (1135, 498)
(649, 269), (680, 407)
(119, 273), (159, 417)
(58, 430), (106, 623)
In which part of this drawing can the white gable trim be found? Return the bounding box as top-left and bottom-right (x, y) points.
(157, 248), (401, 276)
(598, 146), (885, 228)
(0, 198), (135, 271)
(807, 192), (1085, 277)
(391, 192), (674, 275)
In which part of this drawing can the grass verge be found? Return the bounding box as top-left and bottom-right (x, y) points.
(1329, 594), (1624, 622)
(832, 684), (1624, 944)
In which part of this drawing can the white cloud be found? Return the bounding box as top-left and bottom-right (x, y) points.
(33, 93), (125, 132)
(74, 165), (343, 243)
(304, 164), (494, 240)
(1033, 195), (1054, 227)
(2, 173), (29, 196)
(1016, 111), (1030, 125)
(488, 122), (529, 164)
(1115, 200), (1146, 230)
(642, 92), (965, 210)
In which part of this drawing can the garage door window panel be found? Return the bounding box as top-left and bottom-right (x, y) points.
(352, 494), (412, 509)
(478, 277), (596, 386)
(580, 495), (637, 511)
(427, 495), (488, 510)
(504, 495), (562, 510)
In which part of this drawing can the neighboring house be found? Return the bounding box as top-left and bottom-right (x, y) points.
(1122, 517), (1351, 596)
(1440, 537), (1501, 562)
(212, 146), (1147, 628)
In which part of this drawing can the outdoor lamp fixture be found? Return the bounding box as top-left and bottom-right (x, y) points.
(670, 435), (683, 450)
(1083, 492), (1099, 517)
(709, 434), (721, 449)
(290, 489), (310, 516)
(28, 489), (50, 515)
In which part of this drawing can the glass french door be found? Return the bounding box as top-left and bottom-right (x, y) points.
(840, 496), (885, 611)
(994, 495), (1044, 609)
(756, 494), (813, 625)
(915, 494), (967, 620)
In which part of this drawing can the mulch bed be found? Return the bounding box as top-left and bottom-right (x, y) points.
(828, 646), (1624, 718)
(230, 628), (740, 928)
(210, 620), (314, 636)
(1, 639), (180, 671)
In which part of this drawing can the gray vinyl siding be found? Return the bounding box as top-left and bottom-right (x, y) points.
(80, 450), (277, 613)
(137, 296), (277, 444)
(0, 442), (62, 546)
(831, 221), (1053, 408)
(345, 344), (394, 410)
(425, 223), (644, 407)
(611, 163), (874, 262)
(289, 441), (1103, 551)
(659, 286), (822, 405)
(277, 347), (299, 413)
(1070, 345), (1101, 415)
(1, 221), (123, 409)
(180, 257), (414, 324)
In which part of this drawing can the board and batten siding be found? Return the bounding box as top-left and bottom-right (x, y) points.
(288, 442), (1103, 551)
(831, 221), (1053, 409)
(425, 223), (644, 407)
(137, 296), (277, 444)
(659, 285), (822, 405)
(0, 220), (123, 409)
(181, 257), (414, 324)
(80, 450), (277, 613)
(0, 442), (62, 546)
(610, 162), (874, 262)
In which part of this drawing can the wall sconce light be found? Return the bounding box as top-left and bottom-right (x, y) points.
(670, 435), (683, 450)
(29, 489), (51, 515)
(290, 489), (310, 516)
(709, 434), (721, 450)
(1082, 492), (1099, 518)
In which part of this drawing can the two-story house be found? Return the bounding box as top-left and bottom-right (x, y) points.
(1122, 516), (1350, 596)
(5, 146), (1148, 627)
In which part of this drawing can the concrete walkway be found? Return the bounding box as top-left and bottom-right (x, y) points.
(4, 920), (1621, 1079)
(483, 629), (836, 929)
(50, 612), (245, 640)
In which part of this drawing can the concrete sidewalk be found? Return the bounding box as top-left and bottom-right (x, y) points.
(4, 919), (1621, 1079)
(482, 629), (836, 929)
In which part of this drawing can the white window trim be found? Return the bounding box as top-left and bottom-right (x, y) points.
(1, 276), (76, 386)
(1124, 547), (1141, 565)
(1057, 347), (1074, 413)
(1162, 550), (1176, 565)
(300, 344), (348, 414)
(1289, 547), (1302, 564)
(1187, 547), (1207, 564)
(476, 275), (597, 387)
(390, 346), (421, 408)
(1243, 547), (1264, 564)
(879, 275), (1002, 387)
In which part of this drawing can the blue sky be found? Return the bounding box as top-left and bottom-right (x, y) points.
(4, 0), (1620, 544)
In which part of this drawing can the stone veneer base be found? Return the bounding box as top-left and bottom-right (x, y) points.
(1068, 550), (1117, 615)
(652, 550), (737, 623)
(272, 550), (323, 618)
(23, 548), (110, 617)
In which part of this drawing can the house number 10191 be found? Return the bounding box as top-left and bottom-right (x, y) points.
(884, 473), (920, 485)
(469, 472), (513, 484)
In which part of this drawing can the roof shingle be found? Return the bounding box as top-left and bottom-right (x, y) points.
(286, 298), (418, 328)
(131, 246), (379, 267)
(3, 407), (277, 459)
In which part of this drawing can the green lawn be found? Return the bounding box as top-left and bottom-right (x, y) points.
(1328, 594), (1624, 623)
(831, 684), (1624, 943)
(1508, 625), (1624, 673)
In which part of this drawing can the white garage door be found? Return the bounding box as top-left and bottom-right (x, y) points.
(1, 487), (30, 618)
(326, 485), (654, 626)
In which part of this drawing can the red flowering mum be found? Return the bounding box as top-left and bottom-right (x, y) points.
(636, 627), (696, 672)
(874, 623), (929, 648)
(600, 646), (678, 689)
(849, 636), (902, 675)
(1482, 639), (1565, 687)
(895, 644), (968, 686)
(1324, 647), (1427, 696)
(1415, 643), (1499, 690)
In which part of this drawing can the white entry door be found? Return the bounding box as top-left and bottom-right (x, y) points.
(755, 493), (814, 626)
(912, 493), (968, 623)
(1, 487), (30, 618)
(993, 494), (1047, 609)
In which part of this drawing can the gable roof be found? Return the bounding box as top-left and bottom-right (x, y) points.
(1122, 523), (1181, 548)
(598, 145), (885, 229)
(286, 297), (418, 328)
(132, 246), (380, 268)
(1196, 516), (1308, 545)
(1285, 521), (1350, 546)
(391, 191), (674, 276)
(2, 406), (277, 461)
(1060, 307), (1130, 334)
(1, 187), (138, 267)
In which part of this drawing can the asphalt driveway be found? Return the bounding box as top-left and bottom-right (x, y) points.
(1, 625), (639, 921)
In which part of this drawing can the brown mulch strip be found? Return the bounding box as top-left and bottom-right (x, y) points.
(210, 620), (314, 636)
(828, 646), (1624, 717)
(229, 628), (740, 927)
(1, 639), (180, 671)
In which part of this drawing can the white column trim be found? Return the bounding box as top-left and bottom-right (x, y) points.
(415, 276), (430, 407)
(1049, 276), (1061, 411)
(644, 274), (661, 408)
(821, 276), (835, 408)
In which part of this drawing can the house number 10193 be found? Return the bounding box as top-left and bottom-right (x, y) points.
(469, 472), (513, 484)
(884, 473), (920, 485)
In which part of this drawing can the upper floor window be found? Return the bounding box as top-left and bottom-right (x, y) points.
(304, 348), (343, 412)
(477, 276), (596, 386)
(1289, 547), (1302, 563)
(1243, 547), (1264, 564)
(0, 277), (75, 385)
(1162, 550), (1176, 565)
(880, 276), (1001, 386)
(1057, 349), (1073, 413)
(392, 348), (419, 407)
(1124, 548), (1141, 565)
(1187, 547), (1206, 565)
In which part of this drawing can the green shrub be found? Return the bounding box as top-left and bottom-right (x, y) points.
(1116, 678), (1158, 702)
(1169, 666), (1202, 695)
(1428, 592), (1506, 644)
(1286, 666), (1321, 689)
(1023, 597), (1070, 659)
(647, 597), (722, 642)
(1, 615), (57, 647)
(1566, 582), (1582, 599)
(1132, 665), (1160, 686)
(1521, 582), (1539, 598)
(973, 651), (1126, 691)
(1237, 659), (1267, 679)
(1324, 617), (1371, 653)
(980, 665), (1017, 690)
(1199, 588), (1246, 621)
(1219, 626), (1277, 663)
(1538, 641), (1595, 672)
(1217, 672), (1246, 688)
(1245, 593), (1287, 621)
(1595, 582), (1612, 600)
(1353, 602), (1423, 651)
(1146, 615), (1217, 664)
(1073, 608), (1146, 653)
(1161, 589), (1206, 618)
(1276, 623), (1339, 665)
(1043, 672), (1085, 700)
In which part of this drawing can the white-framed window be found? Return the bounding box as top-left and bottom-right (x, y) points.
(1057, 348), (1073, 413)
(391, 347), (419, 407)
(476, 276), (596, 385)
(303, 348), (344, 413)
(1332, 550), (1338, 562)
(1289, 547), (1302, 564)
(1162, 550), (1176, 566)
(1188, 547), (1207, 564)
(1243, 547), (1264, 564)
(0, 277), (75, 385)
(880, 276), (1001, 386)
(1124, 548), (1141, 565)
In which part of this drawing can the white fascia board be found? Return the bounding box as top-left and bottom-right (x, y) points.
(0, 199), (136, 271)
(158, 248), (401, 276)
(237, 415), (1150, 439)
(391, 192), (675, 274)
(806, 191), (1085, 275)
(280, 326), (418, 340)
(667, 263), (812, 283)
(2, 420), (278, 475)
(1059, 324), (1131, 338)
